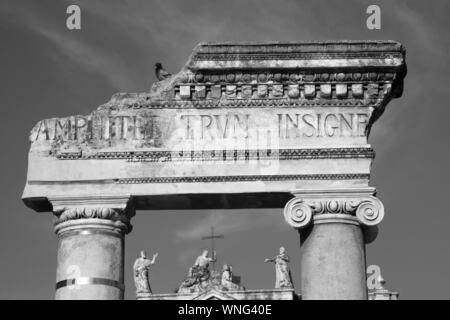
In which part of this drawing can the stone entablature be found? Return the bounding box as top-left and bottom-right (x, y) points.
(23, 41), (405, 212)
(22, 41), (406, 300)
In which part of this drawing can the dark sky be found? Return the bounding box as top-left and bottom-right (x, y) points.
(1, 0), (449, 299)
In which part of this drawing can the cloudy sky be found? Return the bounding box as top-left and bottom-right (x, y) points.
(1, 0), (449, 299)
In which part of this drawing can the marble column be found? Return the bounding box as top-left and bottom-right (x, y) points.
(49, 195), (134, 300)
(283, 188), (384, 300)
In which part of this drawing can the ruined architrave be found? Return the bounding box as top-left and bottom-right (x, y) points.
(23, 41), (406, 300)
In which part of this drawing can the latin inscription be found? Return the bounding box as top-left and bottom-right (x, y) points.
(181, 114), (250, 140)
(31, 111), (369, 143)
(31, 115), (160, 142)
(277, 112), (368, 138)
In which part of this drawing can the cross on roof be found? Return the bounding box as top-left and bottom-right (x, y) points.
(201, 226), (224, 271)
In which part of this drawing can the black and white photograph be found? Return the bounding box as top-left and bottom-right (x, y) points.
(1, 0), (449, 308)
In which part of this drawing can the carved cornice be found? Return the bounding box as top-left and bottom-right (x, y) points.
(192, 52), (400, 61)
(96, 41), (405, 111)
(171, 81), (390, 103)
(55, 148), (375, 161)
(181, 70), (396, 84)
(185, 41), (405, 100)
(99, 82), (391, 110)
(190, 41), (405, 62)
(283, 188), (384, 229)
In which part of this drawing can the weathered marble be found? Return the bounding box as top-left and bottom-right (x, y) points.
(22, 41), (406, 300)
(23, 41), (406, 212)
(51, 195), (134, 300)
(133, 251), (158, 294)
(284, 188), (384, 299)
(301, 216), (366, 299)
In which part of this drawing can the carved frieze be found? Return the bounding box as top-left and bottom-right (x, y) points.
(115, 173), (369, 185)
(54, 147), (375, 161)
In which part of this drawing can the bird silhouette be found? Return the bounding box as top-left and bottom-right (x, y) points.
(155, 62), (172, 81)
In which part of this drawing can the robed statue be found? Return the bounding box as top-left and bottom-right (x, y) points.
(178, 249), (216, 293)
(189, 249), (216, 279)
(265, 246), (293, 289)
(221, 264), (241, 291)
(133, 250), (158, 294)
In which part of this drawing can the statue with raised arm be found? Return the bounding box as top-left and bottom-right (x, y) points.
(133, 250), (158, 294)
(265, 246), (293, 289)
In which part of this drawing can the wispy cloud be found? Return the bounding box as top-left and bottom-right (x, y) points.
(1, 0), (139, 91)
(178, 246), (201, 267)
(35, 27), (135, 90)
(174, 209), (285, 241)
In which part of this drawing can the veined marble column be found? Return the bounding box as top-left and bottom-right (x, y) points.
(283, 188), (384, 300)
(50, 195), (134, 300)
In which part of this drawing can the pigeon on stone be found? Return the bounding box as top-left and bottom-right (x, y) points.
(155, 62), (172, 81)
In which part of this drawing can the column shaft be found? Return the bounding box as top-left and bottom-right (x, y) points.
(300, 215), (367, 299)
(50, 195), (133, 300)
(55, 220), (125, 300)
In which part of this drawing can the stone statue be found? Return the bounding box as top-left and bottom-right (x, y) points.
(133, 250), (158, 294)
(265, 246), (293, 289)
(191, 249), (215, 273)
(178, 249), (216, 293)
(221, 264), (241, 291)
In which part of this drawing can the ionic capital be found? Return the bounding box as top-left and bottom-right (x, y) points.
(49, 195), (134, 235)
(283, 188), (384, 229)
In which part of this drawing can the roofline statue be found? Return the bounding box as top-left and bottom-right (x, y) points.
(265, 246), (293, 289)
(133, 250), (158, 294)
